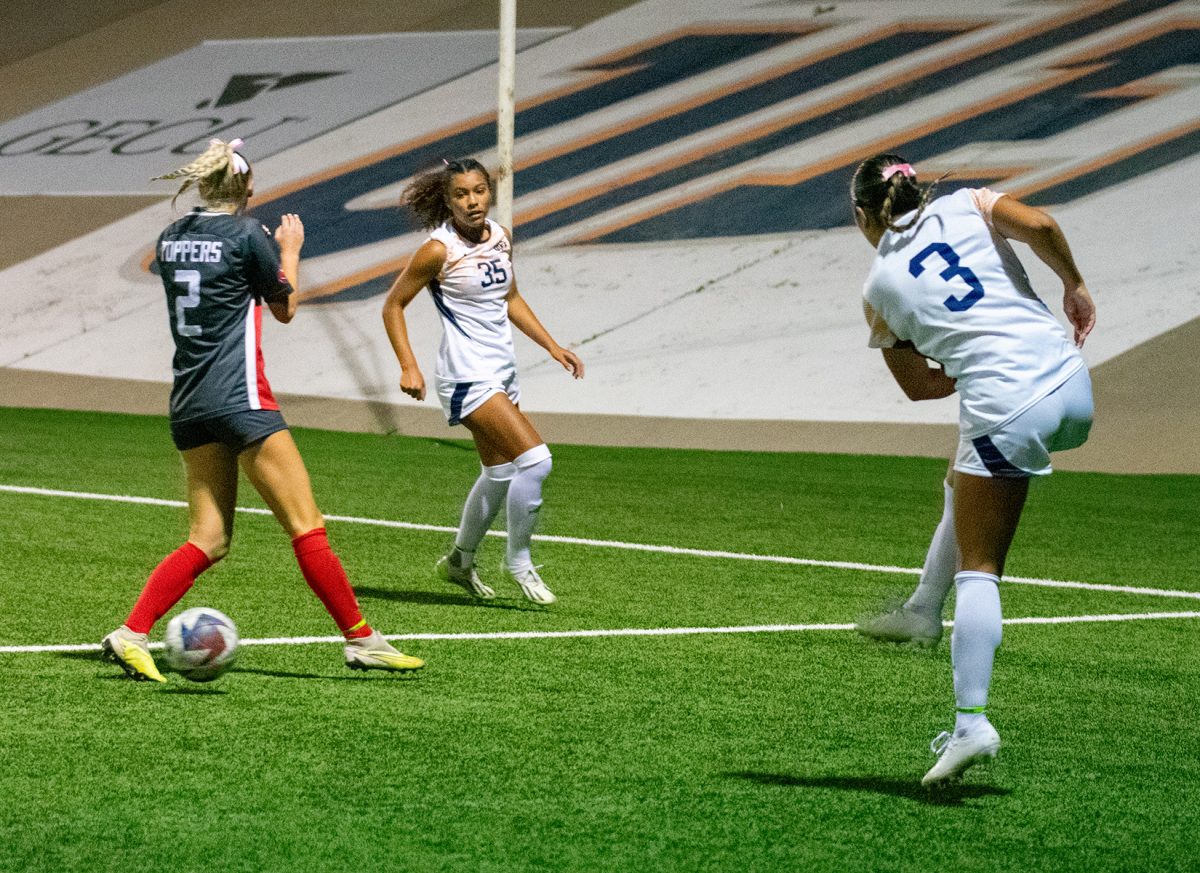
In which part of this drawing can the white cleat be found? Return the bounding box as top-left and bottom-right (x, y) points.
(922, 722), (1001, 786)
(503, 564), (556, 605)
(436, 553), (496, 600)
(856, 606), (943, 647)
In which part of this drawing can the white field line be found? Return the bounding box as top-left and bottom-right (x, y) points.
(2, 483), (1198, 601)
(2, 612), (1199, 655)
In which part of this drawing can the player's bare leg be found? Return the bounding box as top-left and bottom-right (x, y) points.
(239, 430), (323, 537)
(102, 443), (238, 683)
(241, 431), (423, 672)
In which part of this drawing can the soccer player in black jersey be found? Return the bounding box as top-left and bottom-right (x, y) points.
(102, 138), (423, 681)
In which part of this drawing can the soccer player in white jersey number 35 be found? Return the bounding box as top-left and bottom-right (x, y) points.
(383, 159), (584, 606)
(849, 154), (1096, 786)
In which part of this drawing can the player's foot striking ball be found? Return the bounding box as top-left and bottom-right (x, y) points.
(101, 626), (166, 683)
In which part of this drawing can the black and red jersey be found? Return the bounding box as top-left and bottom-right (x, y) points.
(155, 209), (292, 422)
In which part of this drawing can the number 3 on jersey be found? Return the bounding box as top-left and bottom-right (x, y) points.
(909, 243), (984, 312)
(478, 259), (508, 288)
(173, 269), (203, 336)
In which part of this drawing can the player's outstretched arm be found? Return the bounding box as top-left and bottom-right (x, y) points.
(506, 283), (583, 379)
(881, 345), (956, 401)
(497, 224), (583, 379)
(382, 239), (445, 401)
(991, 196), (1095, 347)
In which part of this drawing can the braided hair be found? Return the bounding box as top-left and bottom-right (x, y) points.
(401, 158), (494, 229)
(850, 153), (941, 233)
(152, 138), (252, 209)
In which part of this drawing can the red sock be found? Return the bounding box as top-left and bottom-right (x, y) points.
(125, 542), (213, 634)
(291, 528), (371, 638)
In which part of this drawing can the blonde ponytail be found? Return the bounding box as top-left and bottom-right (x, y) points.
(153, 138), (251, 209)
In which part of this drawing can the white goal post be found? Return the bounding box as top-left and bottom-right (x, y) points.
(496, 0), (517, 228)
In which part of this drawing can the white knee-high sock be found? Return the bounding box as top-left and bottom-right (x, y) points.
(905, 481), (957, 618)
(453, 462), (516, 564)
(506, 444), (552, 571)
(951, 571), (1002, 732)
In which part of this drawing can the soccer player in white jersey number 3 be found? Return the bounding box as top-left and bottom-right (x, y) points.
(849, 154), (1096, 786)
(101, 138), (424, 681)
(383, 159), (584, 605)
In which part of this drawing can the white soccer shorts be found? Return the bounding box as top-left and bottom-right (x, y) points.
(435, 369), (521, 426)
(954, 367), (1093, 478)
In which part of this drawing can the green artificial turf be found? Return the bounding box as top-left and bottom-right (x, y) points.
(0, 407), (1196, 872)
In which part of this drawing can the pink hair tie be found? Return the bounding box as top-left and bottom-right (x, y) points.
(881, 163), (915, 181)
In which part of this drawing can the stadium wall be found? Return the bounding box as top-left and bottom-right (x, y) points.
(1, 0), (1197, 473)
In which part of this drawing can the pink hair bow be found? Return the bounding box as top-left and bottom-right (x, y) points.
(881, 163), (915, 181)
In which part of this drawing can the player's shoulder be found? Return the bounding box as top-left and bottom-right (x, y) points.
(487, 220), (513, 254)
(428, 221), (456, 246)
(926, 187), (974, 215)
(229, 212), (270, 239)
(160, 209), (200, 238)
(411, 235), (449, 271)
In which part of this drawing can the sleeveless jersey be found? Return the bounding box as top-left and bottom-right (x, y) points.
(426, 219), (517, 382)
(862, 188), (1083, 437)
(155, 209), (292, 422)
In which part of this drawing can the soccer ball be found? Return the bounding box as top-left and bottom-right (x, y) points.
(164, 607), (239, 682)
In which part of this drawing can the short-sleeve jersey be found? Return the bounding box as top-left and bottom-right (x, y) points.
(426, 219), (517, 382)
(155, 209), (292, 422)
(862, 188), (1083, 437)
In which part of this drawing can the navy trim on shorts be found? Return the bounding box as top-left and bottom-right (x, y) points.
(448, 381), (474, 426)
(971, 435), (1028, 479)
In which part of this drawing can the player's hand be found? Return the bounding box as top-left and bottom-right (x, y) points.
(400, 368), (426, 401)
(1063, 282), (1096, 348)
(551, 346), (584, 379)
(274, 213), (305, 255)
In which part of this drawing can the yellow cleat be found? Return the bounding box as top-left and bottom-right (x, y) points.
(101, 626), (167, 683)
(344, 630), (425, 673)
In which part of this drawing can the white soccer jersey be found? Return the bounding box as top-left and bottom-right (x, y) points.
(427, 218), (517, 382)
(862, 188), (1083, 437)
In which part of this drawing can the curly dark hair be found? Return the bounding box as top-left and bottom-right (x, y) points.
(401, 158), (495, 229)
(850, 153), (941, 233)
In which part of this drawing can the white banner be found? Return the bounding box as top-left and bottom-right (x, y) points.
(0, 30), (563, 195)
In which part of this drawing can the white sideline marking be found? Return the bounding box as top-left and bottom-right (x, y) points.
(2, 483), (1198, 601)
(2, 612), (1198, 655)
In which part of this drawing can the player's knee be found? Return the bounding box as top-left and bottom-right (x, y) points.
(514, 444), (552, 480)
(483, 461), (517, 483)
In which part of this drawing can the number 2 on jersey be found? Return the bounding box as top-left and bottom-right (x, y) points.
(173, 269), (203, 336)
(478, 259), (508, 288)
(908, 243), (984, 312)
